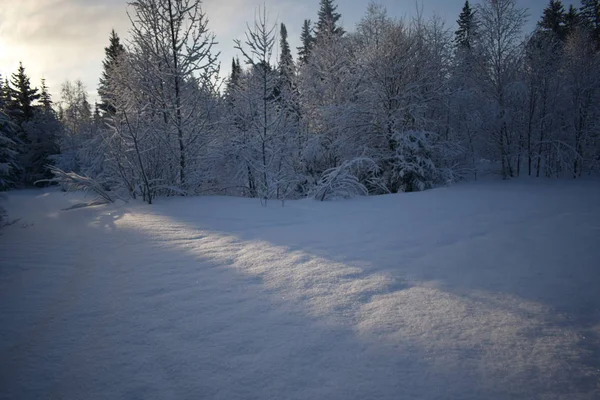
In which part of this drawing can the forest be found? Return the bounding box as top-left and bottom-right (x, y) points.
(1, 0), (599, 205)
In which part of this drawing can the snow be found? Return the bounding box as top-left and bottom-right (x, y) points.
(1, 180), (599, 399)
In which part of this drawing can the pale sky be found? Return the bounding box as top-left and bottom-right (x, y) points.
(0, 0), (561, 103)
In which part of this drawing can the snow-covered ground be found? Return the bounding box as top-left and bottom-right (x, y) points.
(1, 180), (599, 399)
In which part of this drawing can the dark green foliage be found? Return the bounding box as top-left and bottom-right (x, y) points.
(455, 1), (477, 48)
(564, 5), (582, 37)
(579, 0), (600, 48)
(8, 62), (40, 126)
(40, 79), (53, 112)
(297, 19), (315, 63)
(538, 0), (566, 38)
(227, 57), (242, 97)
(315, 0), (344, 40)
(279, 23), (294, 90)
(98, 30), (125, 116)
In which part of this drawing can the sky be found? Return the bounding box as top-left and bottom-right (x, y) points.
(0, 0), (567, 103)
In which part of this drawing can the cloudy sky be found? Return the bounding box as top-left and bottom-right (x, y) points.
(0, 0), (560, 103)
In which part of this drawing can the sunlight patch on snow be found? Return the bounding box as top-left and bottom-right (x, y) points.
(112, 206), (595, 392)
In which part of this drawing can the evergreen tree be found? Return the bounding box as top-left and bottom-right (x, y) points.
(0, 76), (18, 189)
(580, 0), (600, 48)
(297, 19), (315, 63)
(98, 30), (125, 116)
(564, 4), (582, 37)
(279, 23), (294, 89)
(39, 79), (53, 112)
(0, 76), (7, 106)
(227, 57), (242, 95)
(455, 1), (477, 48)
(8, 62), (40, 126)
(538, 0), (566, 38)
(315, 0), (344, 40)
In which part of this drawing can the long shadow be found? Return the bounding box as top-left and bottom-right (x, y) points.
(0, 192), (523, 400)
(142, 181), (600, 397)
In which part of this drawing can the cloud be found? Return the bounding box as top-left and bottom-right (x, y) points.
(0, 0), (130, 101)
(0, 0), (548, 103)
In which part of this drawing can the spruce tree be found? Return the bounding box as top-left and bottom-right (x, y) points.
(226, 57), (242, 99)
(538, 0), (566, 38)
(98, 30), (125, 116)
(279, 23), (294, 90)
(455, 1), (477, 48)
(580, 0), (600, 48)
(315, 0), (344, 41)
(0, 75), (18, 189)
(39, 79), (53, 112)
(8, 62), (40, 126)
(564, 5), (582, 37)
(297, 19), (315, 63)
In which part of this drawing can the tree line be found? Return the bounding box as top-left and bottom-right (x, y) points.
(1, 0), (599, 204)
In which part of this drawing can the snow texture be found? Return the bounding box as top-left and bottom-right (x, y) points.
(1, 180), (600, 399)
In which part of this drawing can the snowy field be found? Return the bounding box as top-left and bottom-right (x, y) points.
(1, 180), (599, 399)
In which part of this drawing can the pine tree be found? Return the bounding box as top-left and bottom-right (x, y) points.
(455, 1), (477, 48)
(297, 19), (315, 63)
(315, 0), (344, 41)
(8, 62), (40, 126)
(98, 30), (125, 116)
(538, 0), (566, 39)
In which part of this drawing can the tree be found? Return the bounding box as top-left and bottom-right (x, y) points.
(98, 30), (125, 116)
(297, 19), (315, 63)
(580, 0), (600, 48)
(126, 0), (220, 189)
(234, 7), (280, 204)
(39, 79), (53, 112)
(8, 62), (40, 126)
(538, 0), (566, 39)
(564, 5), (582, 37)
(53, 80), (92, 173)
(315, 0), (344, 41)
(226, 57), (242, 96)
(455, 1), (477, 48)
(476, 0), (527, 179)
(0, 76), (19, 189)
(279, 23), (294, 87)
(5, 64), (59, 185)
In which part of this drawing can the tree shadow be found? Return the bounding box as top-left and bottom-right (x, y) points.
(3, 185), (599, 399)
(140, 182), (600, 397)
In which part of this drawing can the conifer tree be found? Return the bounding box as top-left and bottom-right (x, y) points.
(297, 19), (315, 63)
(564, 4), (582, 37)
(227, 57), (242, 95)
(455, 1), (477, 48)
(8, 62), (40, 126)
(0, 75), (18, 189)
(580, 0), (600, 48)
(39, 79), (53, 112)
(279, 23), (294, 90)
(315, 0), (344, 41)
(538, 0), (566, 39)
(98, 30), (125, 116)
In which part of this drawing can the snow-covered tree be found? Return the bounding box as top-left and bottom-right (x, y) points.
(475, 0), (528, 179)
(232, 7), (299, 204)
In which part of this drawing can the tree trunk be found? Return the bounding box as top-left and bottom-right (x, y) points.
(167, 0), (185, 186)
